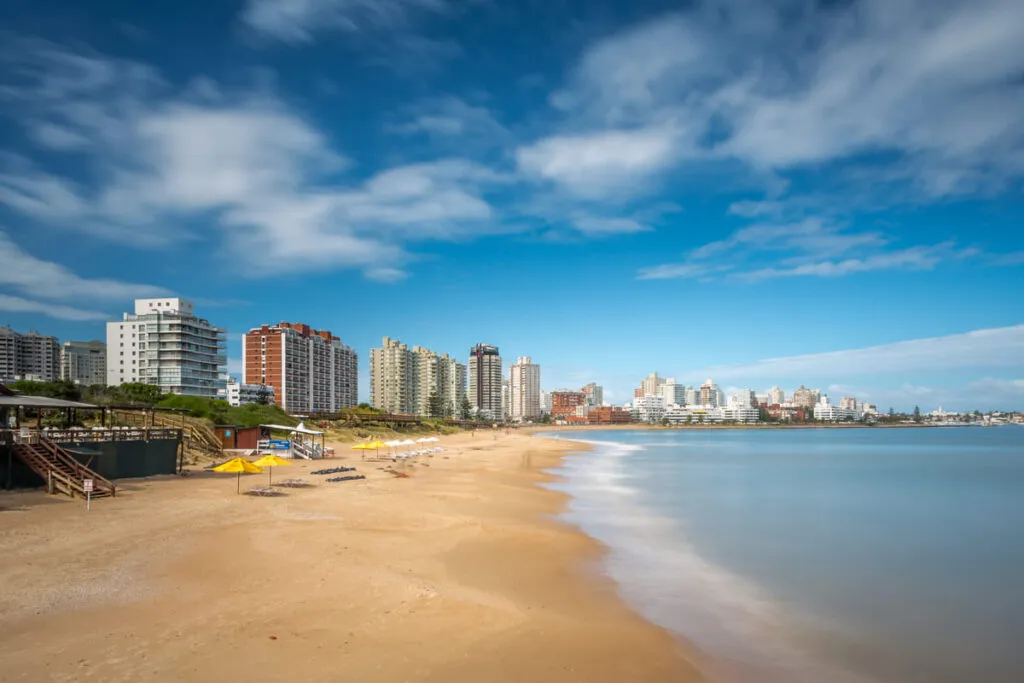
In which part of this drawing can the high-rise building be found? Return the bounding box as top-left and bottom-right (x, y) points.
(640, 372), (665, 397)
(469, 343), (502, 419)
(370, 337), (415, 414)
(509, 356), (541, 421)
(242, 322), (357, 414)
(581, 382), (604, 407)
(0, 327), (60, 383)
(369, 337), (464, 417)
(540, 388), (552, 415)
(729, 390), (757, 408)
(840, 396), (858, 411)
(685, 387), (699, 406)
(60, 340), (106, 385)
(107, 298), (226, 397)
(660, 380), (686, 407)
(792, 385), (817, 409)
(411, 346), (466, 417)
(503, 380), (512, 419)
(769, 386), (785, 406)
(699, 378), (723, 407)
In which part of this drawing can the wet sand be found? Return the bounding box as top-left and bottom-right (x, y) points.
(0, 431), (703, 683)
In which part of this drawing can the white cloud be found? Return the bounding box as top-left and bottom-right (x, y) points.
(543, 0), (1024, 199)
(0, 231), (171, 302)
(637, 217), (969, 281)
(688, 325), (1024, 381)
(389, 96), (509, 145)
(241, 0), (449, 44)
(0, 294), (108, 321)
(0, 44), (518, 281)
(516, 127), (679, 196)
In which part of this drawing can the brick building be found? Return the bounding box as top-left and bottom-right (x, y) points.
(242, 322), (357, 414)
(587, 406), (633, 424)
(551, 390), (587, 419)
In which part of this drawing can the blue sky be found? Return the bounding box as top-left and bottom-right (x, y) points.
(1, 0), (1022, 411)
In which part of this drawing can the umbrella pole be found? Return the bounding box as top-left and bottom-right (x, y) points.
(269, 466), (273, 486)
(237, 471), (241, 494)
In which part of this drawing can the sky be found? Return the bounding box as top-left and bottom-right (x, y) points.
(0, 0), (1022, 412)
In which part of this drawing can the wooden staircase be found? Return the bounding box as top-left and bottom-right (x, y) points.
(12, 435), (116, 499)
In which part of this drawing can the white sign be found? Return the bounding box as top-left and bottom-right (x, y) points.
(83, 479), (94, 492)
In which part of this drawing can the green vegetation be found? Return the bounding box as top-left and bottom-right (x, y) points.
(155, 394), (296, 428)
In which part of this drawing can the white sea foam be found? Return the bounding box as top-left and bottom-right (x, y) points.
(554, 438), (878, 683)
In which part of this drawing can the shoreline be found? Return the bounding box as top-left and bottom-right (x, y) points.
(529, 422), (946, 432)
(0, 431), (704, 682)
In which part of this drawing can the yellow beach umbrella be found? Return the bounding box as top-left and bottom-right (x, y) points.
(213, 457), (263, 494)
(252, 454), (291, 486)
(352, 441), (387, 458)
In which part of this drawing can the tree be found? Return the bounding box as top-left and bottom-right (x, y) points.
(116, 382), (163, 406)
(427, 389), (443, 418)
(458, 395), (472, 420)
(913, 405), (922, 423)
(254, 384), (271, 406)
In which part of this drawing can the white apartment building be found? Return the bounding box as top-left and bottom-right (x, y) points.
(509, 356), (541, 421)
(370, 337), (415, 414)
(632, 395), (667, 423)
(769, 386), (785, 405)
(503, 380), (513, 419)
(0, 326), (60, 383)
(699, 379), (724, 407)
(729, 390), (757, 408)
(660, 381), (686, 407)
(370, 337), (465, 417)
(61, 340), (107, 386)
(469, 343), (502, 419)
(107, 298), (226, 397)
(640, 372), (665, 397)
(223, 376), (275, 407)
(581, 382), (604, 407)
(412, 346), (466, 417)
(685, 387), (699, 406)
(814, 396), (859, 421)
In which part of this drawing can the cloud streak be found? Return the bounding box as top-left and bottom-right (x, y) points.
(241, 0), (449, 44)
(686, 326), (1024, 381)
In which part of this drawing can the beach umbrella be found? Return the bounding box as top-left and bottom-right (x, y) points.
(415, 437), (432, 443)
(213, 457), (263, 494)
(252, 454), (291, 485)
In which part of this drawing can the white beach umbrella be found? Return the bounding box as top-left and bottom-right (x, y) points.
(415, 437), (431, 443)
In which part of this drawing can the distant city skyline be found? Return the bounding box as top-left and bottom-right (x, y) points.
(0, 1), (1021, 413)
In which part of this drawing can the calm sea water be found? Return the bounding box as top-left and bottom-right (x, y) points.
(543, 427), (1024, 683)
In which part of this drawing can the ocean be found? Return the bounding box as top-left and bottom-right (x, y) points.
(543, 427), (1024, 683)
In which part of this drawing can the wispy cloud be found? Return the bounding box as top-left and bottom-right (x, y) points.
(0, 231), (170, 302)
(0, 43), (519, 281)
(687, 326), (1024, 381)
(516, 127), (680, 198)
(533, 0), (1024, 205)
(638, 217), (970, 281)
(0, 294), (108, 321)
(241, 0), (449, 44)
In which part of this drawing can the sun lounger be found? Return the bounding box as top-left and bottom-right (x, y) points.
(245, 486), (286, 497)
(274, 478), (312, 488)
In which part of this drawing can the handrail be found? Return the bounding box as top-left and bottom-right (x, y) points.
(38, 437), (116, 493)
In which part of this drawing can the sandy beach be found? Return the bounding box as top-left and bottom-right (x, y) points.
(0, 431), (702, 683)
